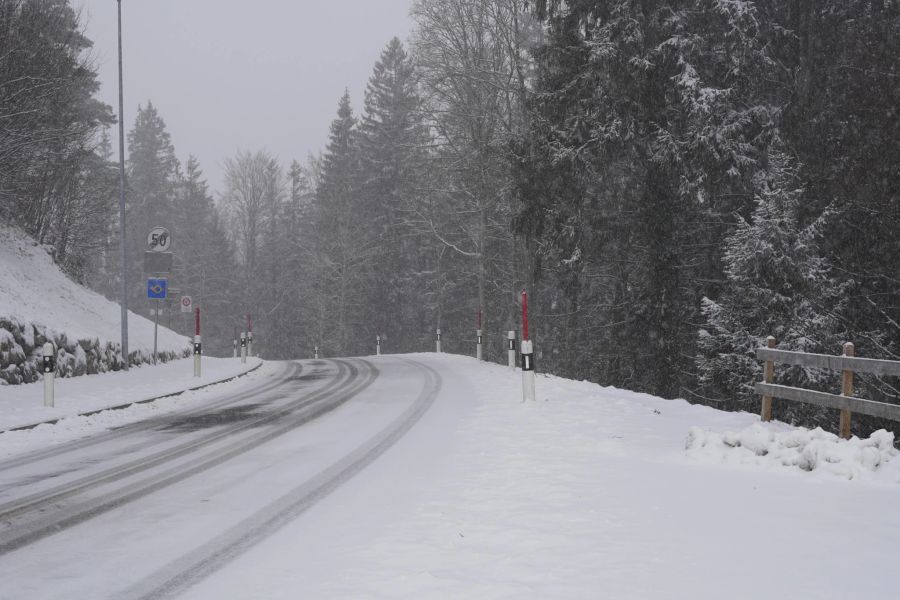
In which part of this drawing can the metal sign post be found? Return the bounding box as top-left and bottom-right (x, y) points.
(153, 300), (160, 364)
(147, 278), (168, 365)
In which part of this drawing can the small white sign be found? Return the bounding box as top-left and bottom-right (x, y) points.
(180, 295), (193, 313)
(148, 227), (172, 252)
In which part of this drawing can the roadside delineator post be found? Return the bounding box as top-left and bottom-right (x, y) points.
(508, 330), (516, 369)
(42, 342), (55, 407)
(233, 327), (238, 358)
(476, 309), (483, 361)
(521, 291), (535, 402)
(376, 335), (381, 356)
(247, 314), (253, 358)
(193, 307), (202, 377)
(314, 346), (319, 359)
(240, 331), (247, 364)
(436, 328), (442, 353)
(840, 342), (855, 440)
(760, 336), (776, 422)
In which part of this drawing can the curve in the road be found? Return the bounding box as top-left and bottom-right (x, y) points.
(120, 357), (443, 600)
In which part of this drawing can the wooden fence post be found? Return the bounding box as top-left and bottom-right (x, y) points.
(840, 342), (854, 439)
(761, 336), (776, 422)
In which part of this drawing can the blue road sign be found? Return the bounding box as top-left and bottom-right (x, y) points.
(147, 278), (168, 299)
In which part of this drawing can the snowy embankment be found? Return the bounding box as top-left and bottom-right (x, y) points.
(0, 223), (189, 384)
(0, 355), (263, 437)
(181, 354), (900, 600)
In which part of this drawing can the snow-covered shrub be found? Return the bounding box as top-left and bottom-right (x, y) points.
(0, 317), (189, 385)
(686, 423), (898, 480)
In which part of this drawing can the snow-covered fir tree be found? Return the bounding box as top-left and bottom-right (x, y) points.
(697, 149), (849, 413)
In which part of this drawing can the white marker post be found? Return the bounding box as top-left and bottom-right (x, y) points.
(247, 314), (253, 358)
(435, 328), (442, 353)
(508, 330), (516, 368)
(314, 346), (319, 359)
(476, 309), (483, 361)
(42, 342), (55, 407)
(233, 327), (238, 358)
(376, 335), (381, 356)
(240, 332), (247, 364)
(193, 307), (202, 377)
(521, 291), (536, 402)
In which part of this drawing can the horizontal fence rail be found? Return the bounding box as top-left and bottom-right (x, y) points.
(755, 348), (900, 377)
(754, 382), (900, 422)
(755, 337), (900, 439)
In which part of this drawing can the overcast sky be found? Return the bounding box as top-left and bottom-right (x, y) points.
(77, 0), (414, 195)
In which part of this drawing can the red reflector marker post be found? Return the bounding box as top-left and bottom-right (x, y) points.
(193, 307), (202, 377)
(521, 291), (535, 401)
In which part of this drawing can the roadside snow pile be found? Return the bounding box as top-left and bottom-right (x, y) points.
(686, 423), (899, 480)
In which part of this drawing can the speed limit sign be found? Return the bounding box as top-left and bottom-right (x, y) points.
(180, 295), (193, 313)
(147, 227), (172, 252)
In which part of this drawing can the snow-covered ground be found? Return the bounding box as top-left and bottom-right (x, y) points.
(0, 222), (187, 353)
(1, 353), (898, 599)
(176, 354), (900, 599)
(0, 355), (262, 434)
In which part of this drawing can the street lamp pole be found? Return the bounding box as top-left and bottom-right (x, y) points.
(117, 0), (129, 370)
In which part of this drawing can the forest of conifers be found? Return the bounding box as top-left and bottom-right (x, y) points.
(1, 0), (898, 434)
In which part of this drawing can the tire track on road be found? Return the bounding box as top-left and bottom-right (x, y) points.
(0, 359), (378, 555)
(121, 357), (442, 600)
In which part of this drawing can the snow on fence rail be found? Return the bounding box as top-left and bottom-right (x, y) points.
(755, 336), (900, 439)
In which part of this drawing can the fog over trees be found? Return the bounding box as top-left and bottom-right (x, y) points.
(2, 0), (898, 435)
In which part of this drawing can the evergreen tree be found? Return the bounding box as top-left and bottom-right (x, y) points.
(698, 150), (849, 418)
(357, 37), (431, 352)
(125, 101), (179, 310)
(0, 0), (114, 279)
(312, 92), (370, 355)
(172, 157), (241, 355)
(517, 0), (780, 397)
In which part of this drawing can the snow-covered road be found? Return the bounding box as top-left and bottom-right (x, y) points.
(1, 353), (898, 600)
(0, 356), (441, 599)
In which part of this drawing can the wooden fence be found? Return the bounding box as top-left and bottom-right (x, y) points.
(755, 336), (900, 439)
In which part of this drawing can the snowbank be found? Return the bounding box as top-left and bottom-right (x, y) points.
(686, 422), (899, 480)
(0, 355), (263, 435)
